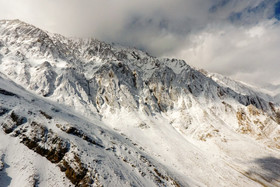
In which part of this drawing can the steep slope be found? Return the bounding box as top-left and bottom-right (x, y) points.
(0, 19), (280, 186)
(0, 73), (181, 187)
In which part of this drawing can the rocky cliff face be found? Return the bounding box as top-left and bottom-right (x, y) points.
(1, 20), (280, 187)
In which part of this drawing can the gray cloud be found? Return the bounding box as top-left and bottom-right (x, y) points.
(173, 20), (280, 85)
(0, 0), (279, 86)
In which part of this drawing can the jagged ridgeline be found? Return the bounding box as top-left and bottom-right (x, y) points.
(0, 19), (277, 115)
(0, 19), (280, 187)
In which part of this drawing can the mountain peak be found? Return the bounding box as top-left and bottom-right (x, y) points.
(0, 19), (43, 33)
(0, 19), (27, 24)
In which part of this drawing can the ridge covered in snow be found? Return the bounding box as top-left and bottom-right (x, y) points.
(0, 19), (280, 186)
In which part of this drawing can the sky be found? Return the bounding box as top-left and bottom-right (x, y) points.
(0, 0), (280, 87)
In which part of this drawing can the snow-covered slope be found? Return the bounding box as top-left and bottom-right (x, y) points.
(0, 73), (181, 187)
(1, 19), (280, 186)
(207, 72), (280, 105)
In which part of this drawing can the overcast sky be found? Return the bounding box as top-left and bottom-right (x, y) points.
(0, 0), (280, 86)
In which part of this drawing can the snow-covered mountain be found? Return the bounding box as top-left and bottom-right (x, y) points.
(0, 19), (280, 187)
